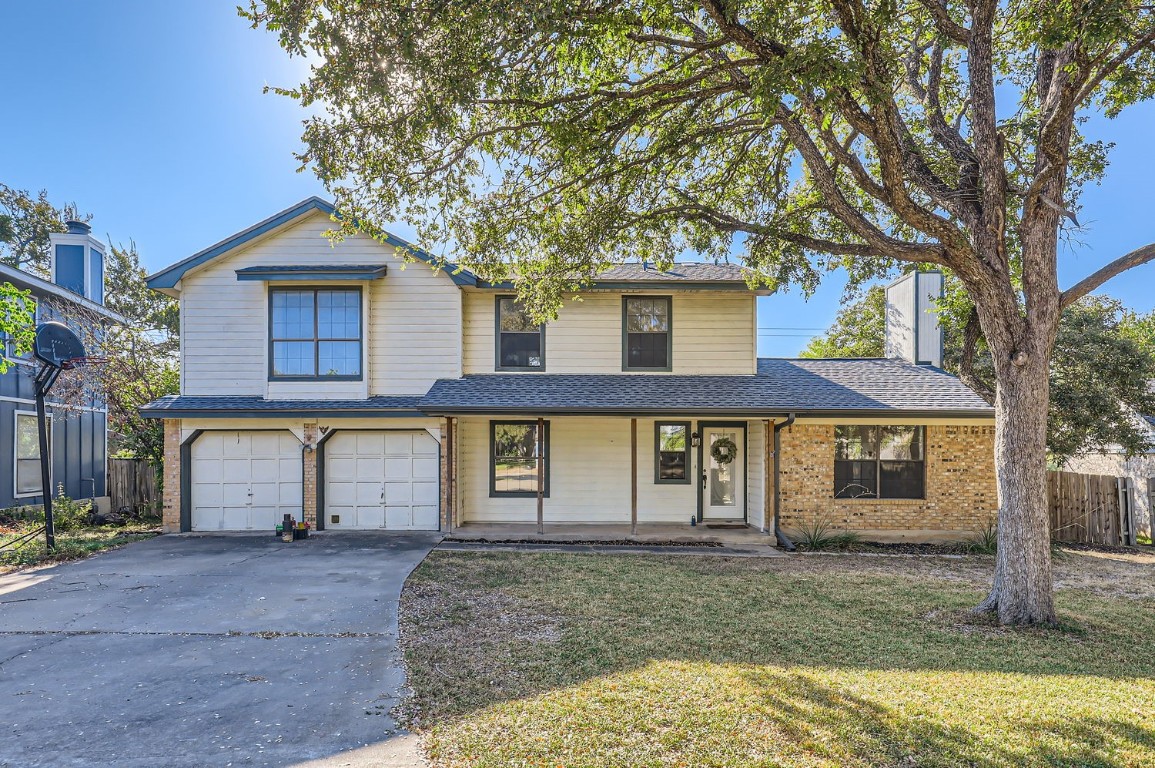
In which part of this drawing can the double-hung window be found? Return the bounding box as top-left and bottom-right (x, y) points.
(623, 296), (671, 370)
(15, 411), (49, 497)
(490, 421), (549, 497)
(655, 422), (690, 483)
(270, 288), (362, 380)
(496, 297), (545, 370)
(834, 425), (925, 499)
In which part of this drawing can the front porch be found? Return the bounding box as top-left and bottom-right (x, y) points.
(445, 521), (775, 548)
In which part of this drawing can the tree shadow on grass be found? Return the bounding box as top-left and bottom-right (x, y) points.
(740, 669), (1155, 768)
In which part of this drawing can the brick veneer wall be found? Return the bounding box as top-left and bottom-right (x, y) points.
(302, 423), (318, 527)
(778, 423), (997, 536)
(161, 418), (181, 533)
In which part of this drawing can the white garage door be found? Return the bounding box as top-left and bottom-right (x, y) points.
(325, 431), (440, 530)
(190, 431), (303, 531)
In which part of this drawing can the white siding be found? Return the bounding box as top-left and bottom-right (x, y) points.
(463, 290), (756, 375)
(179, 211), (461, 398)
(458, 416), (762, 525)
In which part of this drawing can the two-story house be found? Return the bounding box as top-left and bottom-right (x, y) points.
(1, 221), (120, 511)
(142, 198), (997, 542)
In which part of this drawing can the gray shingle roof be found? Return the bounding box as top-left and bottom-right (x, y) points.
(594, 262), (749, 282)
(140, 395), (422, 418)
(418, 358), (993, 416)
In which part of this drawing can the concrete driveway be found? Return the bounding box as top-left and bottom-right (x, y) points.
(0, 532), (441, 767)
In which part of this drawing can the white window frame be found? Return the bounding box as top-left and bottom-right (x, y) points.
(14, 410), (51, 499)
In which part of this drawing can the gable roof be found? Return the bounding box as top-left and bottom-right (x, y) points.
(418, 357), (994, 416)
(145, 197), (476, 291)
(594, 262), (749, 282)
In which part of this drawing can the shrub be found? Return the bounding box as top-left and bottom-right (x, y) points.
(794, 517), (861, 551)
(50, 485), (93, 531)
(967, 518), (998, 554)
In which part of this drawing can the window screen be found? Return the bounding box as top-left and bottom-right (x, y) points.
(624, 296), (671, 370)
(834, 425), (925, 499)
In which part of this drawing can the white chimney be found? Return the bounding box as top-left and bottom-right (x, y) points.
(884, 271), (943, 367)
(48, 220), (105, 304)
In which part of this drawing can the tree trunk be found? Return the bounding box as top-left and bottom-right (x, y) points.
(975, 355), (1056, 625)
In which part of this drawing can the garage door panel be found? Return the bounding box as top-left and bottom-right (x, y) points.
(191, 458), (223, 482)
(324, 430), (439, 530)
(354, 481), (382, 505)
(220, 434), (252, 456)
(412, 506), (439, 529)
(412, 481), (439, 505)
(383, 457), (410, 477)
(327, 456), (357, 481)
(413, 457), (439, 478)
(413, 435), (439, 455)
(384, 482), (411, 504)
(221, 458), (256, 483)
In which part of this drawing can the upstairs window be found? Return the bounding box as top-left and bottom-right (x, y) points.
(623, 296), (671, 370)
(270, 288), (362, 380)
(834, 425), (925, 499)
(496, 297), (545, 370)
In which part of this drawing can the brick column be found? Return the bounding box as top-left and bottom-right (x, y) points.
(161, 419), (182, 533)
(302, 422), (319, 528)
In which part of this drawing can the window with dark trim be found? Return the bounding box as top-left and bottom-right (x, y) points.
(496, 297), (545, 370)
(655, 422), (690, 483)
(490, 421), (549, 497)
(834, 425), (925, 499)
(623, 296), (671, 370)
(269, 288), (362, 380)
(15, 411), (49, 497)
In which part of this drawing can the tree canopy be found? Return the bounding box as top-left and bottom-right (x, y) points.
(247, 0), (1155, 624)
(0, 184), (88, 277)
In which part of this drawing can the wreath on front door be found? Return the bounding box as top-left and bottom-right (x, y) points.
(710, 436), (738, 465)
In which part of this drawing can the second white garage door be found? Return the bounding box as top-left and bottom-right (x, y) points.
(325, 431), (440, 530)
(190, 431), (303, 531)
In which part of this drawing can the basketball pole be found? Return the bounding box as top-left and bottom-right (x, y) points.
(33, 363), (61, 552)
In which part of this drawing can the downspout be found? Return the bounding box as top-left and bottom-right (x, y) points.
(773, 413), (797, 551)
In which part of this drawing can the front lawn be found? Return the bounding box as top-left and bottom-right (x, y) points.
(400, 549), (1155, 767)
(0, 520), (160, 573)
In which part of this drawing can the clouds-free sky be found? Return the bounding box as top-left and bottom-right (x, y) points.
(3, 1), (1153, 356)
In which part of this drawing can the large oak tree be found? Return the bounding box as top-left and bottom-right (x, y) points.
(246, 0), (1155, 624)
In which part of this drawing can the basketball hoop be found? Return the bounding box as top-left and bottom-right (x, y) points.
(61, 356), (109, 370)
(30, 321), (104, 553)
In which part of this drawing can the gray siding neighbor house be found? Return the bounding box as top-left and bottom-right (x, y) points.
(0, 222), (123, 511)
(1064, 414), (1155, 539)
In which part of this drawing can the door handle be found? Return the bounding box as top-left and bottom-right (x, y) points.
(701, 471), (707, 490)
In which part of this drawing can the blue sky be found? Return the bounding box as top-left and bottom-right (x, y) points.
(2, 1), (1153, 356)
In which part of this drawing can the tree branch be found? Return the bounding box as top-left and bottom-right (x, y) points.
(915, 0), (970, 44)
(1060, 243), (1155, 309)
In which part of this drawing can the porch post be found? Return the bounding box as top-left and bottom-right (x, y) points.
(763, 419), (772, 533)
(536, 416), (545, 535)
(630, 418), (638, 536)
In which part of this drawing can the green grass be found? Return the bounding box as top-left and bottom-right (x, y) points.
(0, 519), (160, 571)
(400, 550), (1155, 767)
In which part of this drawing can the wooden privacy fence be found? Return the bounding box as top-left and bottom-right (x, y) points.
(1046, 470), (1136, 546)
(108, 458), (161, 517)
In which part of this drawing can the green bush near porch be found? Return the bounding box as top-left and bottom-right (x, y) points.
(400, 550), (1155, 767)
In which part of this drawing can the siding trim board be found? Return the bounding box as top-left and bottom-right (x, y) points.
(178, 429), (204, 532)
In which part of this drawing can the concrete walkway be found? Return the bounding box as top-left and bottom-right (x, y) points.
(0, 532), (440, 768)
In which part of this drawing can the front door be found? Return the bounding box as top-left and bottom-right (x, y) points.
(700, 424), (745, 521)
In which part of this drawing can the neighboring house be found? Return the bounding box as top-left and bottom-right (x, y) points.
(1064, 415), (1155, 538)
(141, 198), (996, 542)
(0, 221), (121, 510)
